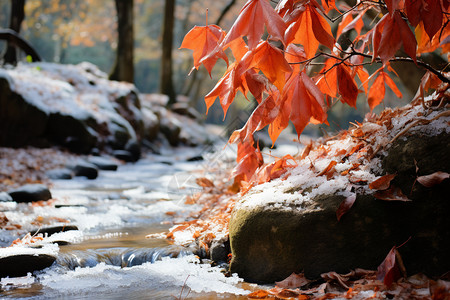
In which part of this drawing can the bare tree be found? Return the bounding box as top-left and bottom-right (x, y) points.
(3, 0), (26, 65)
(160, 0), (176, 106)
(110, 0), (134, 83)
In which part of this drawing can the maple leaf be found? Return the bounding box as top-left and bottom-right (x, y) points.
(283, 71), (328, 138)
(275, 272), (310, 289)
(337, 64), (359, 108)
(229, 90), (280, 144)
(251, 41), (292, 92)
(285, 44), (307, 73)
(406, 0), (443, 39)
(285, 4), (335, 58)
(221, 0), (286, 50)
(254, 154), (297, 184)
(179, 25), (228, 76)
(372, 11), (417, 64)
(373, 186), (411, 201)
(231, 140), (264, 185)
(368, 68), (402, 111)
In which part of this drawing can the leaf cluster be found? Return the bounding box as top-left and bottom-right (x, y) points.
(180, 0), (450, 188)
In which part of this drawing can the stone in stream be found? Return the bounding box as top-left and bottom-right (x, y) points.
(87, 156), (119, 171)
(0, 244), (58, 278)
(28, 225), (79, 237)
(113, 150), (135, 162)
(46, 168), (73, 180)
(0, 191), (13, 202)
(229, 131), (450, 283)
(7, 184), (52, 203)
(69, 161), (99, 179)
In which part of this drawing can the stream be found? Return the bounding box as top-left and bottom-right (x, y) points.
(0, 144), (263, 299)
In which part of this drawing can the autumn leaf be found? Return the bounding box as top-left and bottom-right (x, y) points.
(284, 71), (328, 138)
(372, 11), (417, 64)
(275, 272), (310, 288)
(179, 24), (228, 76)
(377, 246), (402, 287)
(406, 0), (443, 39)
(221, 0), (286, 50)
(368, 68), (402, 111)
(247, 290), (269, 299)
(285, 4), (335, 58)
(318, 160), (337, 179)
(251, 41), (292, 92)
(336, 192), (356, 221)
(417, 171), (450, 187)
(196, 177), (215, 188)
(284, 44), (307, 73)
(231, 140), (264, 184)
(369, 173), (397, 190)
(373, 186), (411, 201)
(229, 90), (279, 144)
(255, 154), (297, 184)
(337, 64), (359, 108)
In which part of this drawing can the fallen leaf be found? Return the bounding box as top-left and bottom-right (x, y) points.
(417, 171), (450, 187)
(369, 173), (396, 190)
(196, 177), (215, 188)
(275, 272), (310, 289)
(336, 192), (356, 221)
(374, 186), (411, 202)
(247, 289), (269, 299)
(377, 247), (402, 287)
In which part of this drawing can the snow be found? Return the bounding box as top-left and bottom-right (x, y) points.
(0, 243), (59, 259)
(37, 255), (248, 297)
(236, 101), (450, 211)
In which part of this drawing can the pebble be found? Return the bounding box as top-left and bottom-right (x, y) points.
(7, 184), (52, 203)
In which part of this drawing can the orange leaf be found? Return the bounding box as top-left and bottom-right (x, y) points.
(368, 69), (402, 111)
(204, 63), (239, 116)
(247, 290), (269, 299)
(285, 72), (328, 137)
(252, 41), (292, 92)
(232, 141), (264, 184)
(221, 0), (286, 50)
(318, 160), (337, 177)
(285, 44), (307, 73)
(285, 4), (335, 58)
(179, 25), (228, 76)
(369, 173), (396, 190)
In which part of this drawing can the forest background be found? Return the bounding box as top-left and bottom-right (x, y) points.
(0, 0), (413, 135)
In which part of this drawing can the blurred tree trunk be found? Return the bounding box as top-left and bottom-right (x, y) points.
(4, 0), (25, 65)
(110, 0), (134, 83)
(160, 0), (176, 106)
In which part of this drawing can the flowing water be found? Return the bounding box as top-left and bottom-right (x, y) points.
(0, 145), (260, 299)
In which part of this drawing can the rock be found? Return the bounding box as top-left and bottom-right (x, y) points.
(141, 107), (160, 141)
(46, 168), (73, 180)
(229, 132), (450, 283)
(88, 156), (119, 171)
(0, 75), (49, 147)
(113, 150), (135, 162)
(69, 161), (99, 179)
(28, 225), (79, 237)
(171, 102), (203, 120)
(8, 184), (52, 203)
(125, 140), (141, 162)
(0, 253), (56, 278)
(159, 109), (181, 146)
(187, 155), (203, 162)
(0, 192), (13, 202)
(46, 112), (98, 154)
(210, 239), (230, 263)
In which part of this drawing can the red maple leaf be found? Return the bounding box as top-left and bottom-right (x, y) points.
(368, 68), (402, 111)
(221, 0), (286, 50)
(179, 24), (228, 76)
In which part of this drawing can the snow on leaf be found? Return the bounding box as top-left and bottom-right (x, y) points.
(179, 25), (228, 76)
(221, 0), (286, 50)
(275, 272), (310, 289)
(417, 171), (450, 187)
(369, 173), (397, 190)
(336, 192), (357, 221)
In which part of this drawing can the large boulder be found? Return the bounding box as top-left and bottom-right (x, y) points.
(229, 104), (450, 283)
